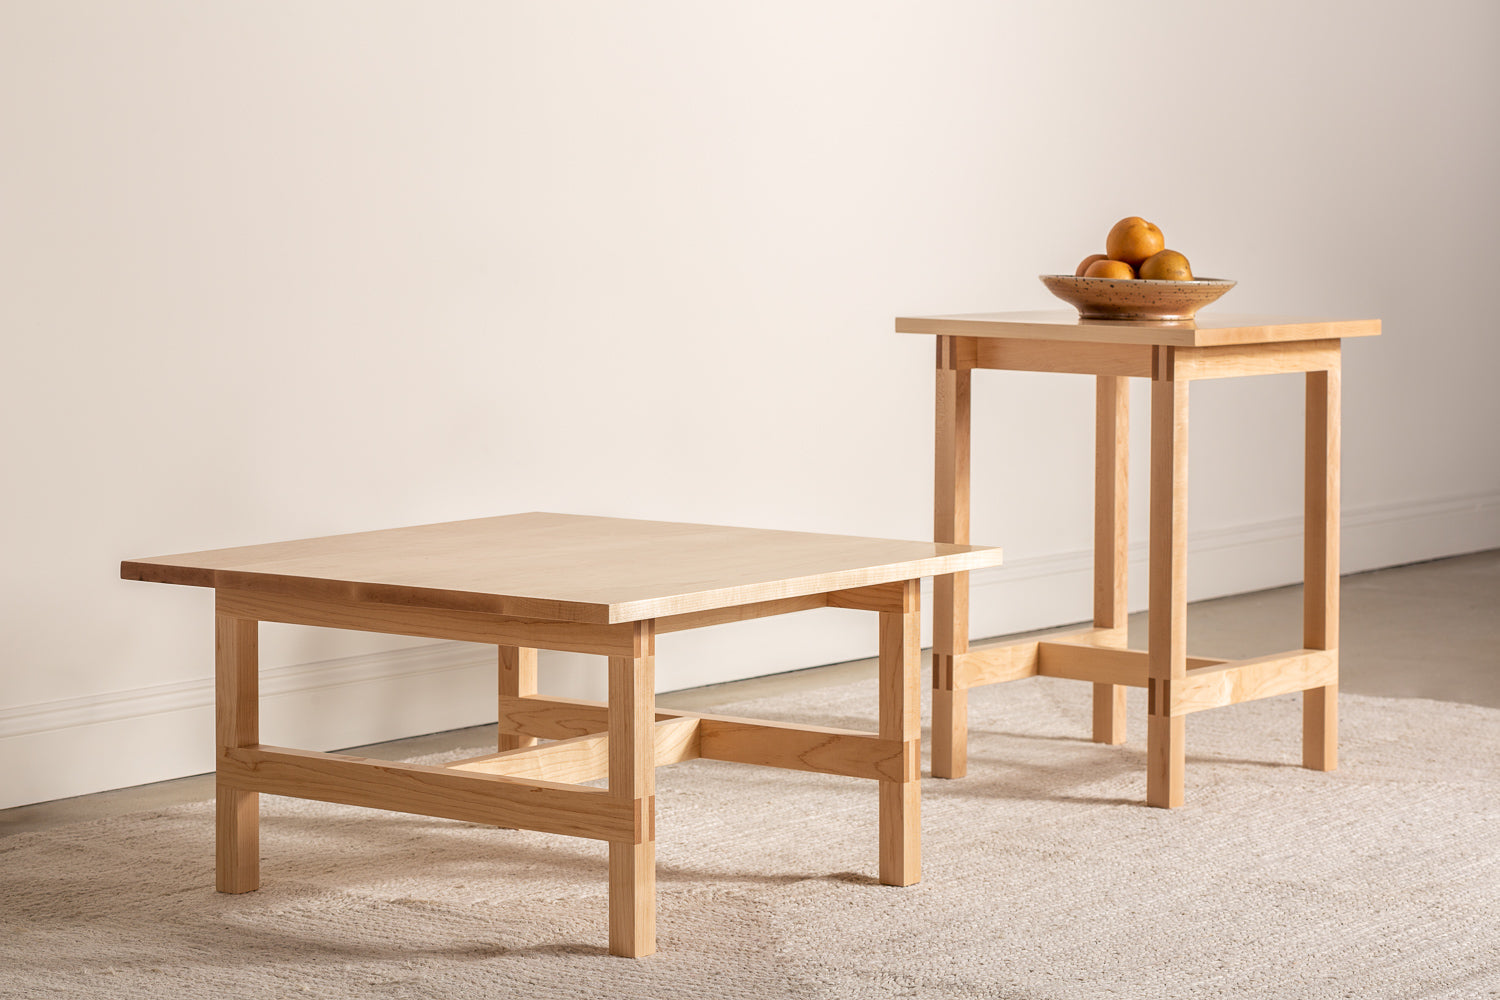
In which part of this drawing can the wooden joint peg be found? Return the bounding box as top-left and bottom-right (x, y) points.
(930, 673), (968, 781)
(1151, 345), (1176, 382)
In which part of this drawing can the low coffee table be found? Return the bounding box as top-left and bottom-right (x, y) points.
(122, 512), (1003, 957)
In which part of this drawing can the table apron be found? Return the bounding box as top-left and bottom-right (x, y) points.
(1167, 340), (1341, 381)
(954, 336), (1342, 381)
(215, 588), (638, 656)
(965, 337), (1153, 377)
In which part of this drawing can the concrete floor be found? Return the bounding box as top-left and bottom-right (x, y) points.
(3, 549), (1495, 837)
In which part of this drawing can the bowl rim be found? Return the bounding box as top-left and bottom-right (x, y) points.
(1040, 274), (1236, 286)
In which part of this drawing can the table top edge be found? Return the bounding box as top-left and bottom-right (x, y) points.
(895, 312), (1381, 346)
(120, 515), (1005, 624)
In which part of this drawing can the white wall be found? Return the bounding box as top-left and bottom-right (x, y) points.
(3, 1), (1497, 809)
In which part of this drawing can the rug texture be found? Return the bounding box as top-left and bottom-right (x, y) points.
(2, 678), (1497, 999)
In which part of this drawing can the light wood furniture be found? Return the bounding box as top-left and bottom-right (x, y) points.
(897, 311), (1379, 807)
(122, 512), (1004, 957)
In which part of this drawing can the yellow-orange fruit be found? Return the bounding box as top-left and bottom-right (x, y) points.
(1084, 258), (1135, 280)
(1139, 249), (1193, 281)
(1105, 216), (1165, 268)
(1075, 253), (1108, 277)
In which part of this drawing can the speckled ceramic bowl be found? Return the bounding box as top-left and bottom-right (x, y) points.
(1040, 274), (1236, 321)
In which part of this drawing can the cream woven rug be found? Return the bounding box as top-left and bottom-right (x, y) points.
(3, 678), (1497, 999)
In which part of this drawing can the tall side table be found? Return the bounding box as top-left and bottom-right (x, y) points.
(895, 312), (1379, 807)
(122, 512), (1003, 957)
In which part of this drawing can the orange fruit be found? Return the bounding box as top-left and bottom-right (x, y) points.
(1075, 253), (1108, 277)
(1084, 258), (1135, 280)
(1105, 216), (1165, 268)
(1139, 249), (1193, 281)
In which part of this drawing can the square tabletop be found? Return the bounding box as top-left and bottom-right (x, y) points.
(895, 310), (1380, 347)
(122, 512), (1005, 624)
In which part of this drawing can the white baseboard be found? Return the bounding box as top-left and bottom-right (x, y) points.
(0, 643), (504, 811)
(3, 490), (1496, 810)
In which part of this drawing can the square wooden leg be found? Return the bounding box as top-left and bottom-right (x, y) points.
(1147, 713), (1185, 808)
(216, 787), (259, 894)
(879, 580), (921, 886)
(1092, 375), (1130, 745)
(879, 782), (920, 885)
(607, 623), (656, 958)
(1303, 364), (1340, 771)
(1147, 376), (1188, 809)
(498, 645), (538, 752)
(932, 337), (971, 779)
(608, 841), (655, 959)
(930, 679), (967, 780)
(1303, 683), (1338, 771)
(1092, 683), (1128, 745)
(215, 610), (260, 892)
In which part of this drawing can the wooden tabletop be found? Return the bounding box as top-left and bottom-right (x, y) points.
(896, 311), (1380, 347)
(122, 512), (1005, 624)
